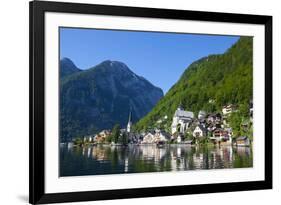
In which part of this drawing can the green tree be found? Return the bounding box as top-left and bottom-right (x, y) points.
(177, 124), (181, 132)
(229, 112), (242, 138)
(111, 124), (121, 143)
(120, 132), (128, 145)
(105, 134), (112, 143)
(184, 132), (194, 141)
(73, 137), (83, 146)
(239, 102), (249, 117)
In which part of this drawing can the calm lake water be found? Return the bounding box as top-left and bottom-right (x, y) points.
(60, 144), (253, 176)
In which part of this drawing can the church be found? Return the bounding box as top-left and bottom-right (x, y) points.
(127, 109), (132, 133)
(171, 105), (194, 134)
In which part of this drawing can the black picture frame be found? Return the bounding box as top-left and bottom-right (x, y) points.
(29, 0), (272, 204)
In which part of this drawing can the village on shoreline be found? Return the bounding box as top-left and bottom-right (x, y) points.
(66, 100), (253, 148)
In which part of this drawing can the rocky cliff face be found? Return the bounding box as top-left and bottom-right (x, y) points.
(60, 59), (163, 141)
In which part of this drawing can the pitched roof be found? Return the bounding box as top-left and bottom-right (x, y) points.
(160, 131), (171, 138)
(197, 124), (207, 132)
(174, 110), (194, 118)
(236, 136), (248, 140)
(198, 110), (206, 115)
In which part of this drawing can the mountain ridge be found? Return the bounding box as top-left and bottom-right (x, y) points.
(59, 59), (164, 141)
(60, 57), (81, 78)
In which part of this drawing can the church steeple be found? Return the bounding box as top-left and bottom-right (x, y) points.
(127, 108), (132, 133)
(177, 101), (184, 111)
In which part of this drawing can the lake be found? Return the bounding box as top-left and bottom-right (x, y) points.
(60, 144), (253, 176)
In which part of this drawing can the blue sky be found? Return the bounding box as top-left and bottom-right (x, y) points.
(60, 27), (239, 94)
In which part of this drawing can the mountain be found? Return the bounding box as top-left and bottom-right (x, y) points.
(134, 37), (253, 132)
(60, 60), (163, 141)
(60, 57), (81, 78)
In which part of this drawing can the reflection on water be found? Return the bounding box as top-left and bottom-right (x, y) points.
(60, 144), (252, 176)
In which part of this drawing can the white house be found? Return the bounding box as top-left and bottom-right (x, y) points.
(177, 135), (182, 143)
(99, 130), (111, 138)
(142, 132), (155, 144)
(193, 124), (207, 138)
(171, 105), (194, 134)
(154, 129), (170, 142)
(198, 110), (206, 120)
(222, 104), (235, 115)
(83, 136), (94, 142)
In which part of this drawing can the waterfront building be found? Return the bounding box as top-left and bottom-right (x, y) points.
(193, 124), (207, 138)
(171, 105), (194, 134)
(235, 136), (250, 146)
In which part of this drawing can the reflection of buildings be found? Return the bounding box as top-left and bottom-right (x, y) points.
(207, 146), (234, 168)
(67, 142), (74, 151)
(124, 157), (129, 173)
(236, 146), (251, 157)
(87, 147), (91, 158)
(170, 146), (188, 171)
(138, 145), (167, 161)
(192, 146), (204, 169)
(91, 147), (108, 161)
(72, 144), (251, 174)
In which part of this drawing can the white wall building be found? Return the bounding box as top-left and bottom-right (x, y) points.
(193, 125), (207, 138)
(222, 104), (235, 115)
(171, 105), (194, 134)
(198, 110), (206, 120)
(154, 129), (170, 142)
(142, 133), (155, 144)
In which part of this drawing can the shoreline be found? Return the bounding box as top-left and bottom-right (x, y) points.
(61, 142), (252, 148)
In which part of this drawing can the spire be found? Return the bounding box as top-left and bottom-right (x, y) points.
(177, 101), (184, 111)
(128, 108), (132, 123)
(127, 108), (132, 133)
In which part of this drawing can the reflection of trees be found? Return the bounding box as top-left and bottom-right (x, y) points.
(232, 147), (253, 168)
(202, 146), (210, 169)
(185, 147), (196, 170)
(91, 146), (107, 161)
(60, 144), (253, 176)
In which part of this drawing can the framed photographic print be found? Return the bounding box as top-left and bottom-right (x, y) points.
(29, 0), (272, 204)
